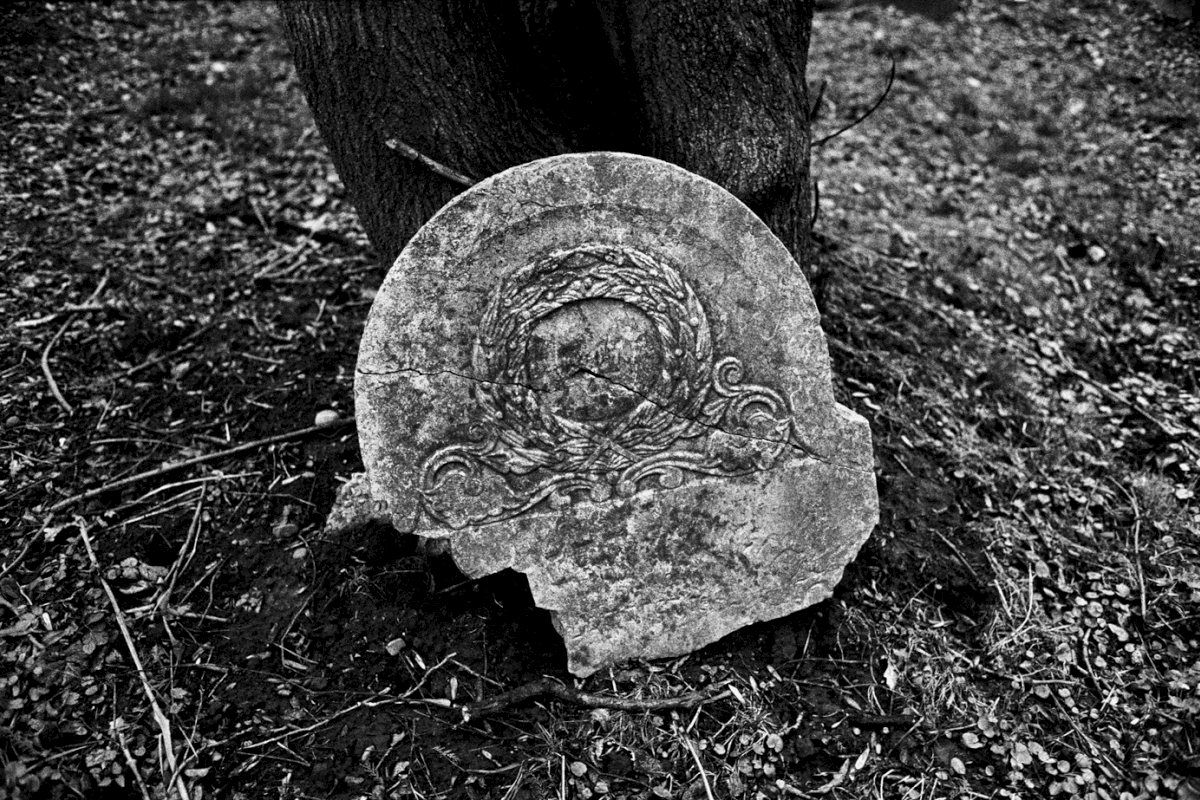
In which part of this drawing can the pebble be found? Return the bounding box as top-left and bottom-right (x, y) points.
(314, 409), (340, 426)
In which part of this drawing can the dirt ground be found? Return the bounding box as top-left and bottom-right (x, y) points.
(2, 2), (1198, 799)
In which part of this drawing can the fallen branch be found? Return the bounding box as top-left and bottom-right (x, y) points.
(42, 272), (110, 414)
(1114, 481), (1149, 620)
(170, 664), (727, 781)
(235, 654), (457, 754)
(80, 521), (191, 800)
(931, 528), (982, 585)
(681, 729), (717, 800)
(384, 138), (477, 188)
(34, 369), (72, 413)
(155, 487), (206, 616)
(251, 239), (318, 281)
(49, 416), (356, 513)
(972, 662), (1074, 687)
(240, 693), (391, 753)
(116, 723), (154, 800)
(1057, 353), (1200, 458)
(461, 677), (730, 721)
(862, 282), (956, 327)
(120, 321), (219, 379)
(1133, 493), (1148, 620)
(15, 303), (108, 328)
(0, 535), (36, 582)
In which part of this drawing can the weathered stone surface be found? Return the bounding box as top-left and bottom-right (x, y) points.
(354, 152), (877, 676)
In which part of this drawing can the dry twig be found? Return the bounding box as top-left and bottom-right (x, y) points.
(50, 417), (355, 512)
(384, 138), (477, 188)
(79, 521), (191, 800)
(1120, 484), (1149, 620)
(155, 487), (206, 616)
(931, 528), (982, 585)
(0, 535), (36, 582)
(15, 303), (108, 328)
(813, 55), (897, 147)
(41, 271), (109, 414)
(238, 654), (455, 753)
(120, 321), (218, 379)
(500, 763), (526, 800)
(116, 723), (154, 800)
(1134, 500), (1148, 620)
(680, 728), (717, 800)
(862, 282), (957, 327)
(461, 677), (730, 721)
(1058, 352), (1200, 458)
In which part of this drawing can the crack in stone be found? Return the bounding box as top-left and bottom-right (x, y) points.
(357, 364), (861, 470)
(358, 364), (540, 394)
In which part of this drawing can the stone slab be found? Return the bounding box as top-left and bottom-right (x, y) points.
(354, 152), (878, 676)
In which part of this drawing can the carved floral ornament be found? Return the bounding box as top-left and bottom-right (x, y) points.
(418, 243), (813, 530)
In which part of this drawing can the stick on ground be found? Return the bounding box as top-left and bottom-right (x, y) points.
(1058, 352), (1200, 458)
(80, 521), (191, 800)
(384, 138), (477, 188)
(0, 536), (36, 582)
(41, 272), (109, 415)
(461, 677), (730, 721)
(49, 417), (355, 513)
(681, 728), (717, 800)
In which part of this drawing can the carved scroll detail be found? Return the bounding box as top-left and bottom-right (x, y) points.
(418, 244), (808, 530)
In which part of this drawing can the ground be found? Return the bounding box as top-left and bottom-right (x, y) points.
(1, 1), (1198, 799)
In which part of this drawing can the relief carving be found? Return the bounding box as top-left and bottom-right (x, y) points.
(418, 243), (810, 530)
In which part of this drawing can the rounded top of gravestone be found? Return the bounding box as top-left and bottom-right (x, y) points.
(356, 152), (837, 536)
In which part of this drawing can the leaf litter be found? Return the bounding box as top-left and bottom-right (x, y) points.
(1, 1), (1198, 798)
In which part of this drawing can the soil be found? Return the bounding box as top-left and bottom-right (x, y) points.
(3, 2), (1198, 799)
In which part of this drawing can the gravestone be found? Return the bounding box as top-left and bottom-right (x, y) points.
(352, 152), (877, 676)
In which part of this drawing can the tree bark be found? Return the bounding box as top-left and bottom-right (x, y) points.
(279, 0), (813, 272)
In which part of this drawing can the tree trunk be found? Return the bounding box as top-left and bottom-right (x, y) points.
(279, 0), (813, 272)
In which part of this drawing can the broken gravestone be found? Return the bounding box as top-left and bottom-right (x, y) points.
(346, 152), (878, 676)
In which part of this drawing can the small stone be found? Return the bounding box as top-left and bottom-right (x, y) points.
(273, 521), (298, 539)
(314, 409), (340, 426)
(4, 415), (18, 428)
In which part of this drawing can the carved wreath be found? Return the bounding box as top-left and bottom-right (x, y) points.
(472, 243), (712, 474)
(418, 243), (808, 530)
